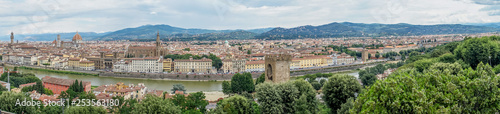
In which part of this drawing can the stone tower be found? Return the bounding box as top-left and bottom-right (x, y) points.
(265, 54), (292, 83)
(362, 49), (368, 63)
(156, 31), (161, 57)
(10, 32), (14, 44)
(57, 34), (61, 47)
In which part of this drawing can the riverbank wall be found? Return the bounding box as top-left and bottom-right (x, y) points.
(4, 61), (385, 81)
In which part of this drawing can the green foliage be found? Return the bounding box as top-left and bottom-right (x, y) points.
(171, 84), (186, 94)
(494, 65), (500, 74)
(454, 36), (500, 68)
(255, 82), (284, 113)
(0, 72), (41, 87)
(69, 79), (84, 93)
(0, 92), (37, 114)
(247, 50), (252, 54)
(183, 48), (190, 51)
(185, 91), (209, 113)
(132, 95), (181, 114)
(310, 81), (322, 90)
(360, 73), (376, 86)
(44, 88), (53, 95)
(230, 73), (255, 94)
(337, 97), (354, 114)
(210, 95), (254, 114)
(222, 81), (232, 95)
(276, 82), (300, 113)
(255, 73), (265, 85)
(40, 105), (63, 114)
(64, 106), (106, 114)
(322, 74), (361, 113)
(256, 80), (319, 114)
(413, 58), (436, 72)
(170, 94), (186, 107)
(352, 63), (500, 113)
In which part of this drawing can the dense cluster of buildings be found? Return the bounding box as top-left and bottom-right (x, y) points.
(2, 32), (489, 74)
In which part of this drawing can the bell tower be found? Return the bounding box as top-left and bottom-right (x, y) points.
(156, 31), (161, 57)
(10, 32), (14, 44)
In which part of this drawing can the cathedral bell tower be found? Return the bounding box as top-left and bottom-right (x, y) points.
(156, 31), (161, 57)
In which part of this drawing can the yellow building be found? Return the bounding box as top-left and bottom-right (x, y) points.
(79, 60), (95, 70)
(292, 55), (331, 68)
(245, 60), (264, 72)
(68, 58), (80, 69)
(173, 57), (213, 73)
(163, 58), (173, 72)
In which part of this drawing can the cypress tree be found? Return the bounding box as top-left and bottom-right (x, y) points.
(79, 81), (84, 92)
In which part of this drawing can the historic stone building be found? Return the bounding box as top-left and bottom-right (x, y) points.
(362, 49), (368, 63)
(126, 32), (167, 58)
(88, 52), (121, 70)
(174, 57), (213, 73)
(265, 54), (292, 83)
(53, 32), (84, 49)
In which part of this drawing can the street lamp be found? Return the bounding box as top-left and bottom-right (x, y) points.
(489, 56), (492, 65)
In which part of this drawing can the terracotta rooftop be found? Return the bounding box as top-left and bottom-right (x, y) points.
(42, 76), (90, 86)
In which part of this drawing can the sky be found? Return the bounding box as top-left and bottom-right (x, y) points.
(0, 0), (499, 35)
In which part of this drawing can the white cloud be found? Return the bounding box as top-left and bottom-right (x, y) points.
(0, 0), (499, 35)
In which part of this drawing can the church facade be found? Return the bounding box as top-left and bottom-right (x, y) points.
(126, 32), (167, 58)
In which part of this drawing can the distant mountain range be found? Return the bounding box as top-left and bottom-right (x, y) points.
(256, 22), (500, 40)
(3, 22), (499, 41)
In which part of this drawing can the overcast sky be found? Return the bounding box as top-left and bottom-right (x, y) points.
(0, 0), (499, 35)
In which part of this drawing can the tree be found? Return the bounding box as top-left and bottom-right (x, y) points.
(64, 106), (106, 114)
(319, 79), (326, 86)
(132, 95), (181, 114)
(310, 81), (322, 90)
(247, 50), (252, 54)
(255, 82), (283, 113)
(294, 94), (312, 114)
(375, 52), (380, 58)
(255, 73), (265, 85)
(413, 58), (435, 72)
(231, 73), (255, 93)
(337, 97), (354, 114)
(276, 82), (300, 113)
(170, 94), (186, 108)
(222, 81), (232, 95)
(401, 54), (406, 61)
(0, 92), (37, 114)
(185, 91), (209, 113)
(352, 62), (500, 113)
(360, 73), (376, 86)
(322, 74), (361, 113)
(171, 84), (186, 94)
(35, 81), (44, 94)
(0, 84), (7, 94)
(40, 105), (63, 114)
(183, 48), (190, 51)
(210, 95), (254, 114)
(455, 36), (500, 68)
(293, 79), (319, 113)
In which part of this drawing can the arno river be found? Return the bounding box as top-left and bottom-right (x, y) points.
(11, 67), (359, 92)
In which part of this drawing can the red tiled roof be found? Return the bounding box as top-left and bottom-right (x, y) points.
(42, 76), (90, 86)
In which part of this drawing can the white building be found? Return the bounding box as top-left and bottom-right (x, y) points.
(113, 56), (163, 73)
(336, 53), (355, 65)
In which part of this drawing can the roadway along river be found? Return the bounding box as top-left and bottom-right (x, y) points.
(11, 67), (360, 92)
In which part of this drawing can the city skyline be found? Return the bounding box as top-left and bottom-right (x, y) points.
(1, 0), (499, 35)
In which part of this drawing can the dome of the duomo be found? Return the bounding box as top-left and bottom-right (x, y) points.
(72, 32), (82, 41)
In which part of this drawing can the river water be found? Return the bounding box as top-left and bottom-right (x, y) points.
(14, 67), (223, 92)
(12, 67), (359, 92)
